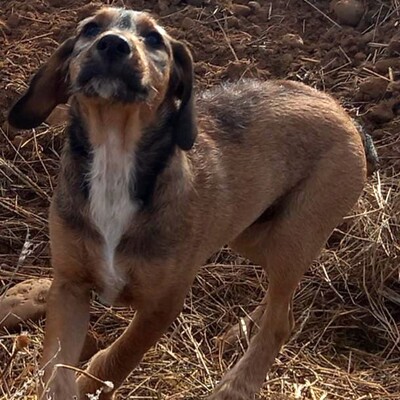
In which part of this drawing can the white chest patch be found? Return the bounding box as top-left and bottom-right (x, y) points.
(89, 134), (137, 300)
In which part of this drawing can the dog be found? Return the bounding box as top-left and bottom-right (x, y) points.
(8, 7), (377, 400)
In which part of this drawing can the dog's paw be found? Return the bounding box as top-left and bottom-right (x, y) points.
(77, 369), (115, 400)
(207, 387), (248, 400)
(207, 377), (254, 400)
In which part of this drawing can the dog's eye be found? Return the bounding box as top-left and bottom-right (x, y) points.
(144, 31), (163, 48)
(81, 22), (101, 38)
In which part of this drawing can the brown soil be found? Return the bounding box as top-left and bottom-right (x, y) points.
(1, 1), (399, 399)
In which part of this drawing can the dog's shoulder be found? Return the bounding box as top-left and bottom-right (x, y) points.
(195, 80), (269, 143)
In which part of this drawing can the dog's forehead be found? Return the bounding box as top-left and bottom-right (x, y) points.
(88, 8), (162, 33)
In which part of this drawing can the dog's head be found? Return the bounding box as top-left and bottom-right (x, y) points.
(8, 7), (197, 150)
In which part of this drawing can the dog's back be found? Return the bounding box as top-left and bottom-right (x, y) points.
(185, 79), (368, 247)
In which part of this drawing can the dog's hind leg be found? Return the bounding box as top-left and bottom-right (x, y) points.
(220, 237), (297, 351)
(219, 298), (266, 349)
(219, 292), (295, 352)
(209, 146), (365, 400)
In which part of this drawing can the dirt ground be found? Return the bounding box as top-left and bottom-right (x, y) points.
(0, 0), (399, 399)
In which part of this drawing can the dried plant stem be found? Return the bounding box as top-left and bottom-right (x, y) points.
(55, 364), (114, 393)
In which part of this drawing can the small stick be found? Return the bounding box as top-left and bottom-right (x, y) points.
(362, 67), (392, 82)
(0, 351), (17, 381)
(388, 67), (394, 82)
(213, 15), (239, 62)
(19, 32), (54, 44)
(339, 46), (352, 64)
(302, 0), (342, 29)
(54, 364), (114, 393)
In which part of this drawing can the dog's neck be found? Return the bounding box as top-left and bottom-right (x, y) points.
(65, 98), (189, 209)
(74, 99), (143, 151)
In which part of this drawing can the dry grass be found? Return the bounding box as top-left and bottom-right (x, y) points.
(1, 0), (400, 399)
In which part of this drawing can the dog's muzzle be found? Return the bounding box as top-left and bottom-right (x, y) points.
(76, 34), (149, 102)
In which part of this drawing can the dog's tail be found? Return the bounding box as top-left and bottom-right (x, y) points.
(354, 121), (379, 176)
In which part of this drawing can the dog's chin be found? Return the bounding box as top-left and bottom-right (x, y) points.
(76, 77), (149, 103)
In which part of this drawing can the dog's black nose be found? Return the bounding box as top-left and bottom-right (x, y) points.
(96, 34), (131, 60)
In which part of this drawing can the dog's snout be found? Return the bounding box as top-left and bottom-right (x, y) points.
(96, 34), (131, 60)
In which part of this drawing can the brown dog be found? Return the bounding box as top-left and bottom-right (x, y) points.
(8, 7), (374, 400)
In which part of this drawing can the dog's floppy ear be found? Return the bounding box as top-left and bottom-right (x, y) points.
(8, 37), (76, 130)
(169, 39), (197, 151)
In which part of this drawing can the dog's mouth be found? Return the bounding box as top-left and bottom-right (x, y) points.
(74, 61), (149, 103)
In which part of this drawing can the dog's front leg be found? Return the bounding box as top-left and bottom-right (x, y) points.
(39, 277), (91, 400)
(77, 291), (187, 400)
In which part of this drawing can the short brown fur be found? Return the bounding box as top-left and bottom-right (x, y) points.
(8, 8), (369, 400)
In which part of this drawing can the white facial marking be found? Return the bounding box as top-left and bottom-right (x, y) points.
(89, 133), (137, 302)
